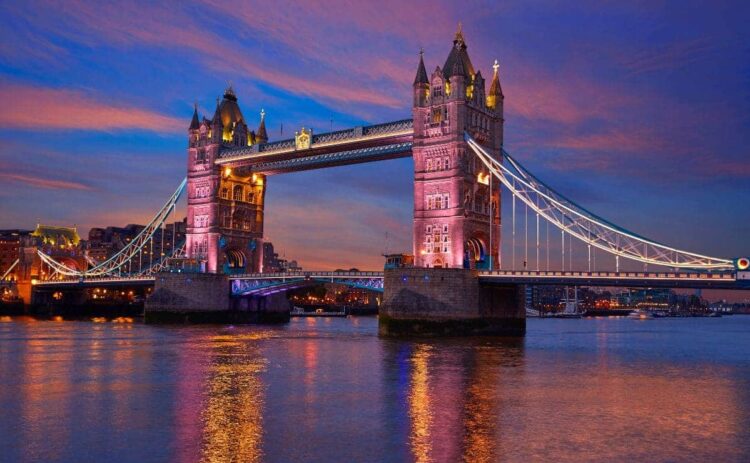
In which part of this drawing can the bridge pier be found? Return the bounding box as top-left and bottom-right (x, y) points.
(145, 272), (290, 323)
(379, 268), (525, 337)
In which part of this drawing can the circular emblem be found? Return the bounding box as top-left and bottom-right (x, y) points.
(737, 257), (750, 271)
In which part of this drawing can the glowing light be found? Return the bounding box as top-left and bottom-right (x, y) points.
(737, 257), (750, 271)
(31, 279), (38, 285)
(224, 167), (231, 177)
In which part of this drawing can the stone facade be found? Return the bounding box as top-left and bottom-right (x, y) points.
(412, 28), (504, 270)
(380, 268), (525, 336)
(186, 88), (267, 274)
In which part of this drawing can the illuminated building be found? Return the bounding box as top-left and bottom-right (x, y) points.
(186, 87), (267, 273)
(412, 26), (504, 268)
(0, 229), (31, 281)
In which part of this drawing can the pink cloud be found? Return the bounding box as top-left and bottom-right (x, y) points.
(0, 172), (92, 191)
(619, 37), (717, 76)
(0, 83), (184, 132)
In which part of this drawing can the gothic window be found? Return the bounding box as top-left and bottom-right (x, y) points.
(443, 157), (449, 170)
(436, 195), (442, 209)
(426, 225), (432, 234)
(443, 194), (449, 208)
(426, 159), (432, 171)
(432, 85), (442, 98)
(233, 185), (243, 201)
(220, 188), (228, 199)
(443, 225), (448, 233)
(431, 107), (443, 124)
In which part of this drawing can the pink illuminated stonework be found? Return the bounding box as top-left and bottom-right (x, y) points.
(186, 29), (503, 274)
(412, 29), (503, 269)
(186, 87), (267, 273)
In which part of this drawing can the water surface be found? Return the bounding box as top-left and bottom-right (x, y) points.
(1, 316), (749, 462)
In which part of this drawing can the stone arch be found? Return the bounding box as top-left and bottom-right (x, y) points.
(225, 249), (247, 270)
(464, 236), (486, 269)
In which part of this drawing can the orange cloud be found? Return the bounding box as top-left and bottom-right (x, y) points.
(0, 83), (184, 132)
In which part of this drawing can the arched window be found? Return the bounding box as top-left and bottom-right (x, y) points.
(233, 185), (243, 201)
(220, 188), (228, 199)
(443, 157), (449, 170)
(426, 159), (432, 171)
(246, 192), (254, 203)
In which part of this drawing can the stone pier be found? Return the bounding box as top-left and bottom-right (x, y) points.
(379, 268), (525, 336)
(145, 272), (290, 323)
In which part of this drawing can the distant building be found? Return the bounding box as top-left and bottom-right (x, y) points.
(84, 220), (186, 269)
(261, 241), (301, 273)
(0, 229), (31, 281)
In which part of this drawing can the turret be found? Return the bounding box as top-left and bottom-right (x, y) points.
(256, 109), (268, 144)
(413, 49), (429, 107)
(188, 103), (200, 147)
(443, 24), (474, 100)
(486, 59), (504, 114)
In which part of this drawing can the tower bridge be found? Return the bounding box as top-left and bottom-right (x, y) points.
(26, 27), (749, 334)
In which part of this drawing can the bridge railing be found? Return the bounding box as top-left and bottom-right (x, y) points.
(479, 270), (736, 280)
(233, 271), (384, 279)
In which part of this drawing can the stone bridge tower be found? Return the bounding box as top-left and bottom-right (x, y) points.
(186, 87), (267, 273)
(412, 27), (504, 269)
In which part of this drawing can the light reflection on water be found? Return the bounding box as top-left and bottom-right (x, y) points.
(0, 316), (749, 462)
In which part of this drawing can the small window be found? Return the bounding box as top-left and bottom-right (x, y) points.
(426, 159), (432, 171)
(443, 157), (449, 170)
(426, 225), (432, 234)
(220, 188), (228, 199)
(443, 225), (448, 233)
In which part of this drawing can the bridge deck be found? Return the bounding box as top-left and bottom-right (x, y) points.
(215, 120), (413, 174)
(478, 270), (749, 289)
(31, 269), (750, 291)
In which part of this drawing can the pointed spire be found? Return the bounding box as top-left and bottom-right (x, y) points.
(444, 24), (474, 79)
(189, 102), (200, 130)
(454, 22), (464, 46)
(414, 48), (429, 85)
(212, 96), (221, 123)
(256, 108), (268, 143)
(487, 59), (504, 109)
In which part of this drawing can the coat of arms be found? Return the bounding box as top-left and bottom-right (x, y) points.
(295, 127), (312, 150)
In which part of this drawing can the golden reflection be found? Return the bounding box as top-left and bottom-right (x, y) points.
(408, 344), (433, 463)
(462, 348), (500, 463)
(200, 334), (267, 463)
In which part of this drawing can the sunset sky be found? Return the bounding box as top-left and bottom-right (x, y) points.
(0, 0), (748, 273)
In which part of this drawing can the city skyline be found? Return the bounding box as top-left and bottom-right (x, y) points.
(1, 1), (748, 271)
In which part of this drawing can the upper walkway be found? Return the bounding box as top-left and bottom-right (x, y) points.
(215, 119), (413, 174)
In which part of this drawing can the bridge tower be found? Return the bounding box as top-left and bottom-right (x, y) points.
(412, 27), (504, 269)
(186, 87), (267, 273)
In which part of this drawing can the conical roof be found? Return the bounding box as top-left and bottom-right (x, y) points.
(257, 109), (268, 141)
(218, 86), (244, 127)
(443, 24), (474, 80)
(189, 104), (200, 130)
(414, 50), (429, 85)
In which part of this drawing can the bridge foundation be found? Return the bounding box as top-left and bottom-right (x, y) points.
(379, 268), (525, 337)
(145, 272), (290, 323)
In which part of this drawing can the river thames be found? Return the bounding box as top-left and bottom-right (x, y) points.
(1, 315), (749, 463)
